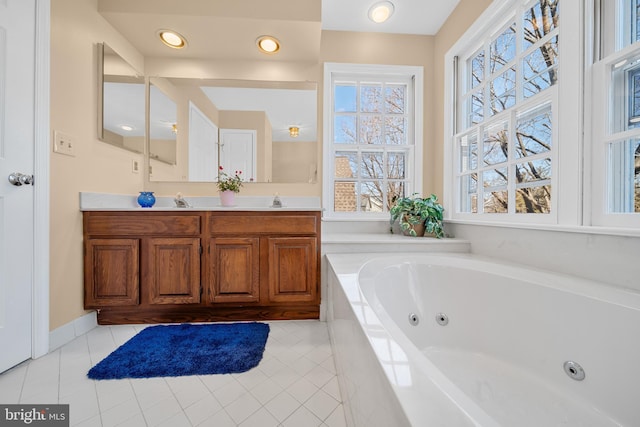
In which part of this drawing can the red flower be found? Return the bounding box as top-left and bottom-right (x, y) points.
(216, 168), (244, 193)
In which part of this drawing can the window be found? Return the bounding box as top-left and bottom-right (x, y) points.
(448, 0), (640, 232)
(591, 0), (640, 227)
(323, 63), (423, 219)
(453, 0), (559, 220)
(601, 0), (640, 56)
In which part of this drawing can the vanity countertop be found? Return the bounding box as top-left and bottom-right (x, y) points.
(79, 192), (322, 212)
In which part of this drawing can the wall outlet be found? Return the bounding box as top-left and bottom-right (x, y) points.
(132, 159), (140, 174)
(53, 131), (76, 157)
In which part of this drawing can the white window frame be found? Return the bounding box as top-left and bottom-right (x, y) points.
(444, 0), (583, 227)
(589, 0), (640, 228)
(323, 63), (423, 220)
(599, 0), (640, 58)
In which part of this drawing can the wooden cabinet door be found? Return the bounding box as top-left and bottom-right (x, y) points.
(146, 237), (201, 304)
(85, 238), (139, 308)
(209, 237), (259, 303)
(267, 237), (318, 303)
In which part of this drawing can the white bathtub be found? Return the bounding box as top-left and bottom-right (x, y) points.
(326, 253), (640, 427)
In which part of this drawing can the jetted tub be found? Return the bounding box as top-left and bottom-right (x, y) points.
(326, 253), (640, 426)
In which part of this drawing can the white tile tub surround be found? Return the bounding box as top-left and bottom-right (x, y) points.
(79, 191), (322, 211)
(326, 253), (640, 427)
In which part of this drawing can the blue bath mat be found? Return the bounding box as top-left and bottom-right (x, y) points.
(88, 322), (269, 380)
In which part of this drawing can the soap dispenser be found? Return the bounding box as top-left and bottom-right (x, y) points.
(272, 193), (282, 208)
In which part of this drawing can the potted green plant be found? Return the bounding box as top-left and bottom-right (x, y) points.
(390, 193), (444, 238)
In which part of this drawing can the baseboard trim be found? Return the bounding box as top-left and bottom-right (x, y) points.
(49, 311), (97, 352)
(95, 306), (319, 325)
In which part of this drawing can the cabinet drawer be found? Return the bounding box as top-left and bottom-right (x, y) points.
(209, 215), (317, 235)
(85, 214), (201, 236)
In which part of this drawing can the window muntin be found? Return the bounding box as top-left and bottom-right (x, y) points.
(326, 67), (419, 216)
(463, 5), (559, 126)
(457, 98), (554, 214)
(456, 0), (558, 218)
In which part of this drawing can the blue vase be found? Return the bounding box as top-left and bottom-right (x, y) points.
(137, 191), (156, 208)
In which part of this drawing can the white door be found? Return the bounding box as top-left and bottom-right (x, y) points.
(188, 101), (218, 181)
(0, 0), (37, 372)
(219, 129), (257, 182)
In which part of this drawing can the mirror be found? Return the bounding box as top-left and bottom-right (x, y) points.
(148, 82), (178, 180)
(97, 43), (145, 153)
(148, 78), (318, 183)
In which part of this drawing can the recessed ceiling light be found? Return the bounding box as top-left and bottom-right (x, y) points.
(158, 30), (187, 49)
(120, 125), (134, 132)
(256, 36), (280, 54)
(368, 1), (395, 24)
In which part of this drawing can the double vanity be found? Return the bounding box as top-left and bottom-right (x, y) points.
(81, 193), (321, 325)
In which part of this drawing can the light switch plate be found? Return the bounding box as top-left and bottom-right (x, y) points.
(53, 131), (76, 157)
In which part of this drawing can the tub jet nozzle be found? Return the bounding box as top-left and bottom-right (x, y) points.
(435, 313), (449, 326)
(563, 361), (585, 381)
(408, 313), (419, 326)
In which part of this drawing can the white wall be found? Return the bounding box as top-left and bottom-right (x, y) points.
(447, 224), (640, 292)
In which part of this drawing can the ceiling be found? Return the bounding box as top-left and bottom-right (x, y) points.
(98, 0), (460, 144)
(98, 0), (460, 62)
(98, 0), (322, 62)
(321, 0), (461, 35)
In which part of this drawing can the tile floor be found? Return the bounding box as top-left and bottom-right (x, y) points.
(0, 320), (346, 427)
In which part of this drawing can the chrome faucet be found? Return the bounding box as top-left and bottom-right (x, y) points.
(174, 192), (191, 208)
(271, 193), (282, 208)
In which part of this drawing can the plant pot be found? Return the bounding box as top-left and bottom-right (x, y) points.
(401, 215), (426, 237)
(219, 190), (236, 207)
